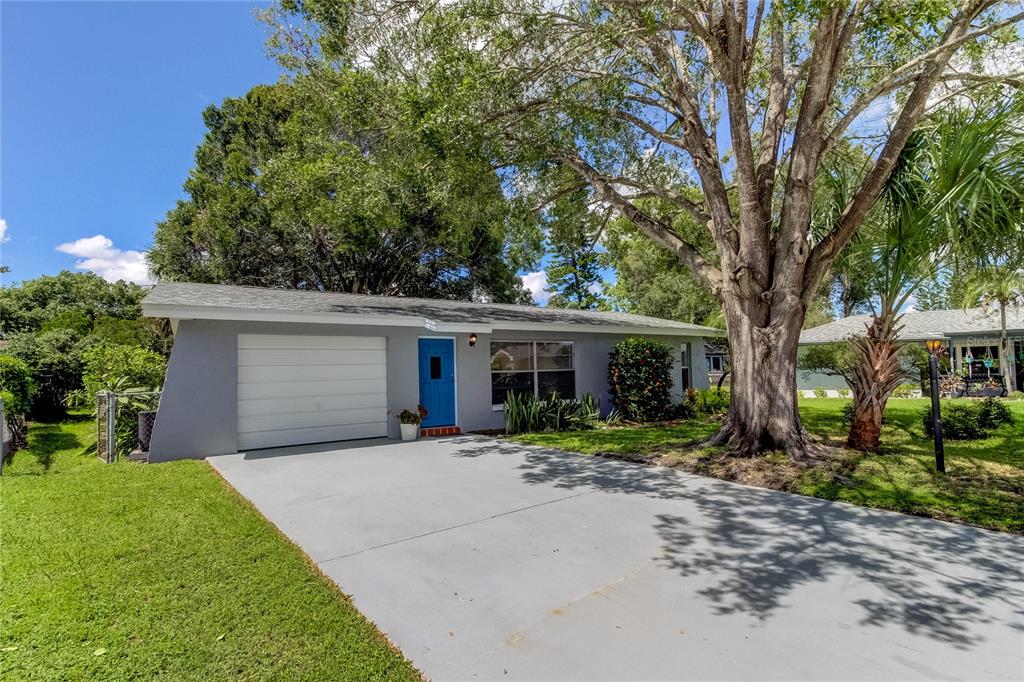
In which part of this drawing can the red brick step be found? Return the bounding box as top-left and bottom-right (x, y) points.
(419, 426), (462, 437)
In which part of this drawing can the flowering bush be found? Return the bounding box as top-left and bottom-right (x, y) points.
(607, 338), (674, 422)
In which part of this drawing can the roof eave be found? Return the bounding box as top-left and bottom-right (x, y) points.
(142, 302), (723, 337)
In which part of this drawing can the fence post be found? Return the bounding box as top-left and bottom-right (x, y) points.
(107, 394), (117, 463)
(96, 391), (118, 464)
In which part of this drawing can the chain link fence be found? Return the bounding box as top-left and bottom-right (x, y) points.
(95, 391), (162, 463)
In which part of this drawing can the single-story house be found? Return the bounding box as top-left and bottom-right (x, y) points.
(142, 282), (722, 462)
(797, 306), (1024, 396)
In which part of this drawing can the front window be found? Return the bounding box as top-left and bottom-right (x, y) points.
(491, 341), (575, 405)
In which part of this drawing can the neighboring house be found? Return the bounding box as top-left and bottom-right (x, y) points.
(142, 282), (722, 461)
(704, 340), (730, 388)
(798, 306), (1024, 397)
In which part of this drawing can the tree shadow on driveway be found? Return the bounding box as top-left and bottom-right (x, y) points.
(454, 438), (1024, 651)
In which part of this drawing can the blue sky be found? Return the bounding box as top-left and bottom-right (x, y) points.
(1, 0), (281, 286)
(0, 0), (567, 303)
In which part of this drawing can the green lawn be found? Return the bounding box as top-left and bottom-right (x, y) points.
(512, 398), (1024, 533)
(1, 415), (418, 680)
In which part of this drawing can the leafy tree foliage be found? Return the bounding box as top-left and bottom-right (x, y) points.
(0, 273), (169, 416)
(602, 217), (722, 326)
(0, 355), (35, 450)
(266, 0), (1024, 455)
(0, 356), (35, 417)
(82, 344), (167, 400)
(544, 188), (605, 309)
(150, 79), (538, 302)
(0, 272), (144, 336)
(4, 330), (86, 417)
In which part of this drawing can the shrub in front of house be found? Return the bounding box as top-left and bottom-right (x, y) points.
(607, 338), (674, 422)
(919, 401), (1013, 440)
(503, 391), (600, 434)
(977, 397), (1014, 430)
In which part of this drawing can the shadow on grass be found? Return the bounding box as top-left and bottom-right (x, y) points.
(24, 424), (84, 472)
(454, 438), (1024, 651)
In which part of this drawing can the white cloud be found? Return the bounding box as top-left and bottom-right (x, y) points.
(56, 234), (152, 284)
(0, 218), (8, 244)
(522, 270), (548, 304)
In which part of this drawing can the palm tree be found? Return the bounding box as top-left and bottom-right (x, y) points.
(961, 265), (1024, 392)
(833, 98), (1024, 450)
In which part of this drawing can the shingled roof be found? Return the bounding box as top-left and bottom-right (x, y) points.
(800, 306), (1024, 344)
(143, 282), (722, 335)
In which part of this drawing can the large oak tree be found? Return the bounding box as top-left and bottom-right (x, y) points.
(269, 0), (1024, 456)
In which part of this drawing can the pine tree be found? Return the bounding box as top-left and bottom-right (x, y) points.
(544, 189), (604, 309)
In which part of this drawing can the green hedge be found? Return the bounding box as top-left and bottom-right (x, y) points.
(922, 398), (1014, 440)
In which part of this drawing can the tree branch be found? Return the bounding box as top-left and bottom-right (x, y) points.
(822, 6), (1024, 154)
(556, 149), (723, 293)
(807, 0), (998, 295)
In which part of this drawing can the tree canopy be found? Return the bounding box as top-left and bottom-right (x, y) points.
(0, 271), (145, 336)
(149, 78), (540, 302)
(0, 272), (169, 417)
(265, 0), (1024, 455)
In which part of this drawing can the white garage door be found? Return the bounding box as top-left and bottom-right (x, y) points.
(237, 334), (388, 450)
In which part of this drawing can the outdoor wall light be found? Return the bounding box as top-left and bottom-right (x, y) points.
(468, 333), (478, 347)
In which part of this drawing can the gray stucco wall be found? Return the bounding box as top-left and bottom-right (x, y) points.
(148, 319), (710, 461)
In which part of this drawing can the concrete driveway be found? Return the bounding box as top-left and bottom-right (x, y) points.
(210, 436), (1024, 680)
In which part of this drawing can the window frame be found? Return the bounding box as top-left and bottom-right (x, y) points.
(490, 340), (576, 409)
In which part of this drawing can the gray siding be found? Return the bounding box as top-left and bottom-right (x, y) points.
(148, 320), (709, 461)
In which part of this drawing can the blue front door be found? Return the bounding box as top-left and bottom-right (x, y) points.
(418, 338), (456, 427)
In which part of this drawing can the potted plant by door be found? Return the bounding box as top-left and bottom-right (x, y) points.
(397, 406), (428, 441)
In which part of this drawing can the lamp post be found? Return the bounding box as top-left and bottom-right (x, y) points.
(925, 339), (945, 474)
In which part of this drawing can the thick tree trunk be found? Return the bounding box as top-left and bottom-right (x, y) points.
(704, 295), (817, 456)
(847, 314), (905, 451)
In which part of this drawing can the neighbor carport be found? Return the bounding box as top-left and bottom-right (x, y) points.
(210, 437), (1024, 680)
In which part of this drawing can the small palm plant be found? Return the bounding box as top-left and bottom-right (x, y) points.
(819, 97), (1024, 450)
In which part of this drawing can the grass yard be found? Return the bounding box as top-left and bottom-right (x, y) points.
(512, 398), (1024, 534)
(0, 414), (418, 680)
